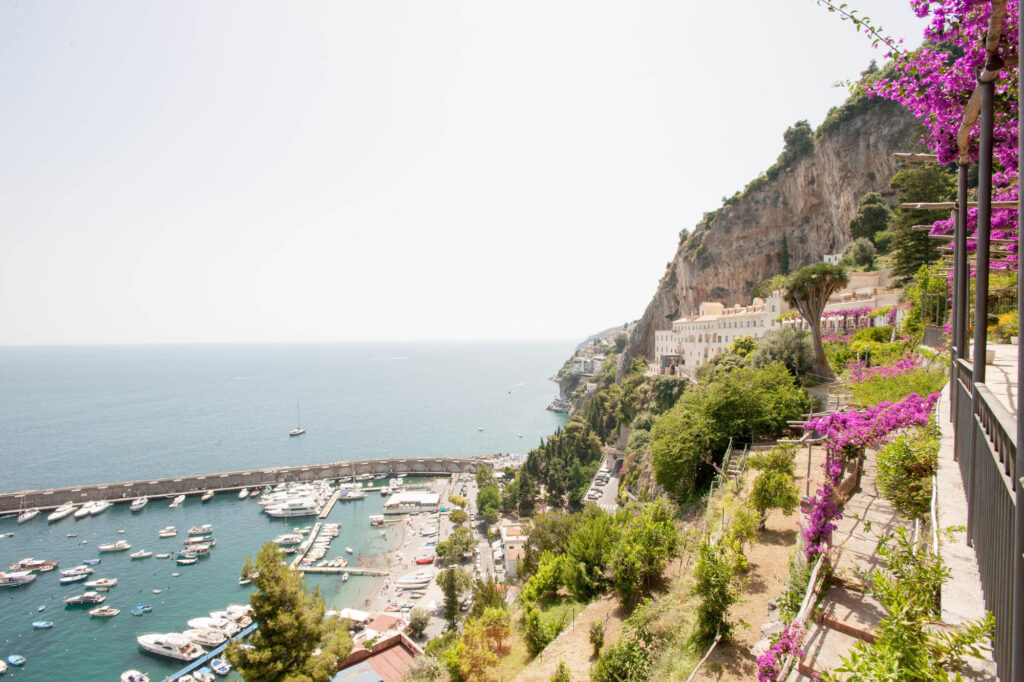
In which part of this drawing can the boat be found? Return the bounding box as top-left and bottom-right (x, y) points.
(212, 607), (252, 627)
(341, 572), (349, 582)
(345, 547), (353, 554)
(369, 515), (385, 526)
(156, 554), (170, 559)
(188, 524), (213, 535)
(31, 621), (53, 629)
(177, 555), (198, 565)
(84, 578), (117, 588)
(90, 500), (112, 515)
(289, 401), (306, 436)
(130, 607), (146, 616)
(9, 558), (58, 572)
(64, 591), (105, 605)
(7, 655), (25, 667)
(210, 658), (232, 675)
(135, 604), (153, 612)
(186, 536), (216, 545)
(74, 502), (95, 519)
(60, 565), (94, 576)
(169, 495), (186, 508)
(190, 543), (212, 554)
(272, 533), (303, 545)
(130, 550), (152, 559)
(415, 555), (435, 565)
(59, 573), (90, 584)
(201, 490), (215, 502)
(120, 671), (148, 682)
(0, 661), (7, 674)
(130, 497), (149, 512)
(187, 616), (240, 636)
(238, 577), (251, 585)
(66, 533), (77, 537)
(238, 488), (249, 500)
(136, 633), (205, 661)
(82, 558), (101, 566)
(17, 508), (39, 524)
(89, 605), (120, 618)
(265, 499), (319, 518)
(0, 573), (25, 590)
(158, 526), (178, 538)
(98, 540), (131, 552)
(193, 667), (216, 682)
(183, 628), (228, 647)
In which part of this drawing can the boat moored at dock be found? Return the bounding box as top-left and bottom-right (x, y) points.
(136, 633), (205, 661)
(48, 502), (75, 522)
(130, 496), (148, 512)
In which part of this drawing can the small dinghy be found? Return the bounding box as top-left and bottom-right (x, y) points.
(210, 658), (232, 675)
(121, 671), (148, 682)
(89, 606), (120, 618)
(31, 621), (53, 629)
(7, 654), (26, 666)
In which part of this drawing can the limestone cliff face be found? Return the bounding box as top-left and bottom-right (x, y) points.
(622, 99), (920, 369)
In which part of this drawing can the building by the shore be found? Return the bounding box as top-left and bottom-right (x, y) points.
(382, 491), (440, 515)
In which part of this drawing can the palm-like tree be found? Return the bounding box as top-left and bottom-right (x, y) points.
(783, 263), (849, 381)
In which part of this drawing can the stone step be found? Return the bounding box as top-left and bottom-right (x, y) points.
(817, 584), (885, 642)
(797, 622), (863, 678)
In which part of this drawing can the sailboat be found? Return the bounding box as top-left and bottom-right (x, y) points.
(289, 402), (306, 437)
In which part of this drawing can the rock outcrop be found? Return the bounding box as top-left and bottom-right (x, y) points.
(622, 98), (920, 370)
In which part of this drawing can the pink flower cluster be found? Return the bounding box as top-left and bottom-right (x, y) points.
(756, 621), (806, 682)
(800, 392), (940, 557)
(822, 307), (874, 319)
(844, 354), (921, 383)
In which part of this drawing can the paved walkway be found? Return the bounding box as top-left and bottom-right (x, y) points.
(978, 342), (1018, 416)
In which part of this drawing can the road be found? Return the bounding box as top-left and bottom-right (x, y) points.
(585, 452), (620, 513)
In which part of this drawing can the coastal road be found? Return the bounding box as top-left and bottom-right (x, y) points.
(586, 452), (621, 513)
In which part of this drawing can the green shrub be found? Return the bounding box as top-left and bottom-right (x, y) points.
(551, 660), (571, 682)
(691, 540), (743, 642)
(590, 620), (605, 657)
(876, 431), (939, 520)
(591, 615), (656, 682)
(521, 606), (566, 656)
(750, 327), (814, 379)
(848, 367), (948, 407)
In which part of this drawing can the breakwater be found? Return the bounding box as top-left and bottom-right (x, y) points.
(0, 456), (490, 513)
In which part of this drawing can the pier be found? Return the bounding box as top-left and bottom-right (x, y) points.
(296, 565), (389, 576)
(167, 621), (258, 681)
(318, 489), (342, 518)
(290, 522), (323, 569)
(0, 455), (496, 514)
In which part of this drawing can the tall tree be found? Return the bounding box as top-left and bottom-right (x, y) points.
(437, 567), (471, 626)
(889, 164), (956, 283)
(227, 543), (352, 682)
(848, 192), (892, 243)
(784, 263), (849, 380)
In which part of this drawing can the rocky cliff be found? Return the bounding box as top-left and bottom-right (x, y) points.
(622, 98), (920, 369)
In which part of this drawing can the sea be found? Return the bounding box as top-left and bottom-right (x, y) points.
(0, 341), (572, 681)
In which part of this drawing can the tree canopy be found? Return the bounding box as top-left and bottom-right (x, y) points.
(784, 263), (849, 380)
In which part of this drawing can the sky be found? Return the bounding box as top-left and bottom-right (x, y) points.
(0, 1), (928, 345)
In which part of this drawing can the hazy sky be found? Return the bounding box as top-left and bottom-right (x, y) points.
(0, 1), (926, 345)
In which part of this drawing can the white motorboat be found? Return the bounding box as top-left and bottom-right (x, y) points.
(74, 502), (96, 519)
(130, 497), (149, 512)
(90, 605), (120, 617)
(201, 490), (215, 502)
(120, 670), (148, 682)
(169, 495), (186, 508)
(130, 550), (152, 559)
(265, 499), (319, 518)
(84, 577), (118, 588)
(158, 526), (178, 538)
(98, 540), (132, 552)
(342, 572), (349, 582)
(272, 533), (303, 546)
(64, 591), (105, 605)
(183, 628), (227, 647)
(289, 401), (306, 436)
(60, 565), (94, 577)
(90, 500), (112, 515)
(0, 571), (37, 587)
(48, 502), (76, 522)
(188, 524), (213, 536)
(186, 616), (240, 636)
(60, 573), (90, 584)
(238, 488), (249, 500)
(345, 547), (353, 554)
(212, 607), (252, 627)
(17, 508), (39, 524)
(136, 633), (205, 661)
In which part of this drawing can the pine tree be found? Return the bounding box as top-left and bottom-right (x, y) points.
(889, 164), (956, 283)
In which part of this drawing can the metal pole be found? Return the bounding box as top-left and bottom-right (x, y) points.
(957, 163), (969, 359)
(1011, 2), (1024, 676)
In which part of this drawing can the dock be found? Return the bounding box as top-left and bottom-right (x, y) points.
(0, 455), (494, 513)
(318, 490), (341, 518)
(296, 565), (389, 576)
(290, 522), (323, 570)
(167, 621), (258, 681)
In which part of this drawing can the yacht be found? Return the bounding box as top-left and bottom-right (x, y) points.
(0, 571), (37, 587)
(48, 502), (76, 522)
(201, 490), (215, 502)
(130, 497), (149, 512)
(238, 488), (249, 500)
(98, 540), (132, 552)
(272, 533), (303, 546)
(289, 401), (306, 436)
(84, 578), (118, 588)
(169, 495), (186, 508)
(74, 502), (96, 519)
(183, 628), (227, 647)
(265, 499), (319, 518)
(90, 500), (113, 515)
(188, 524), (213, 535)
(17, 508), (39, 524)
(90, 605), (120, 618)
(211, 608), (251, 628)
(187, 616), (240, 636)
(381, 486), (391, 496)
(130, 550), (153, 560)
(136, 633), (205, 661)
(158, 526), (178, 538)
(60, 565), (94, 577)
(64, 591), (106, 605)
(9, 558), (58, 572)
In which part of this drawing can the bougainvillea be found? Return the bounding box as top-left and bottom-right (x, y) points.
(756, 621), (806, 682)
(845, 354), (922, 382)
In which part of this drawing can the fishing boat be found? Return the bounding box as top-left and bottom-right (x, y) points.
(48, 502), (75, 522)
(238, 488), (249, 500)
(210, 658), (232, 675)
(7, 655), (25, 667)
(130, 497), (149, 512)
(289, 401), (306, 436)
(169, 495), (186, 508)
(31, 621), (53, 629)
(201, 490), (215, 502)
(84, 578), (118, 588)
(120, 670), (148, 682)
(89, 605), (120, 618)
(64, 591), (105, 605)
(158, 526), (177, 538)
(177, 555), (198, 566)
(130, 550), (152, 559)
(82, 558), (101, 566)
(136, 633), (205, 661)
(98, 540), (131, 552)
(9, 558), (58, 572)
(186, 536), (216, 546)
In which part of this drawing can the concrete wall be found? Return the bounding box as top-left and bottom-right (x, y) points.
(0, 456), (487, 513)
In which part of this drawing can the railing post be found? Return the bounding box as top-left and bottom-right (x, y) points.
(1012, 1), (1024, 677)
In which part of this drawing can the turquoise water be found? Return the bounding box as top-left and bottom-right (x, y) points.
(0, 342), (570, 680)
